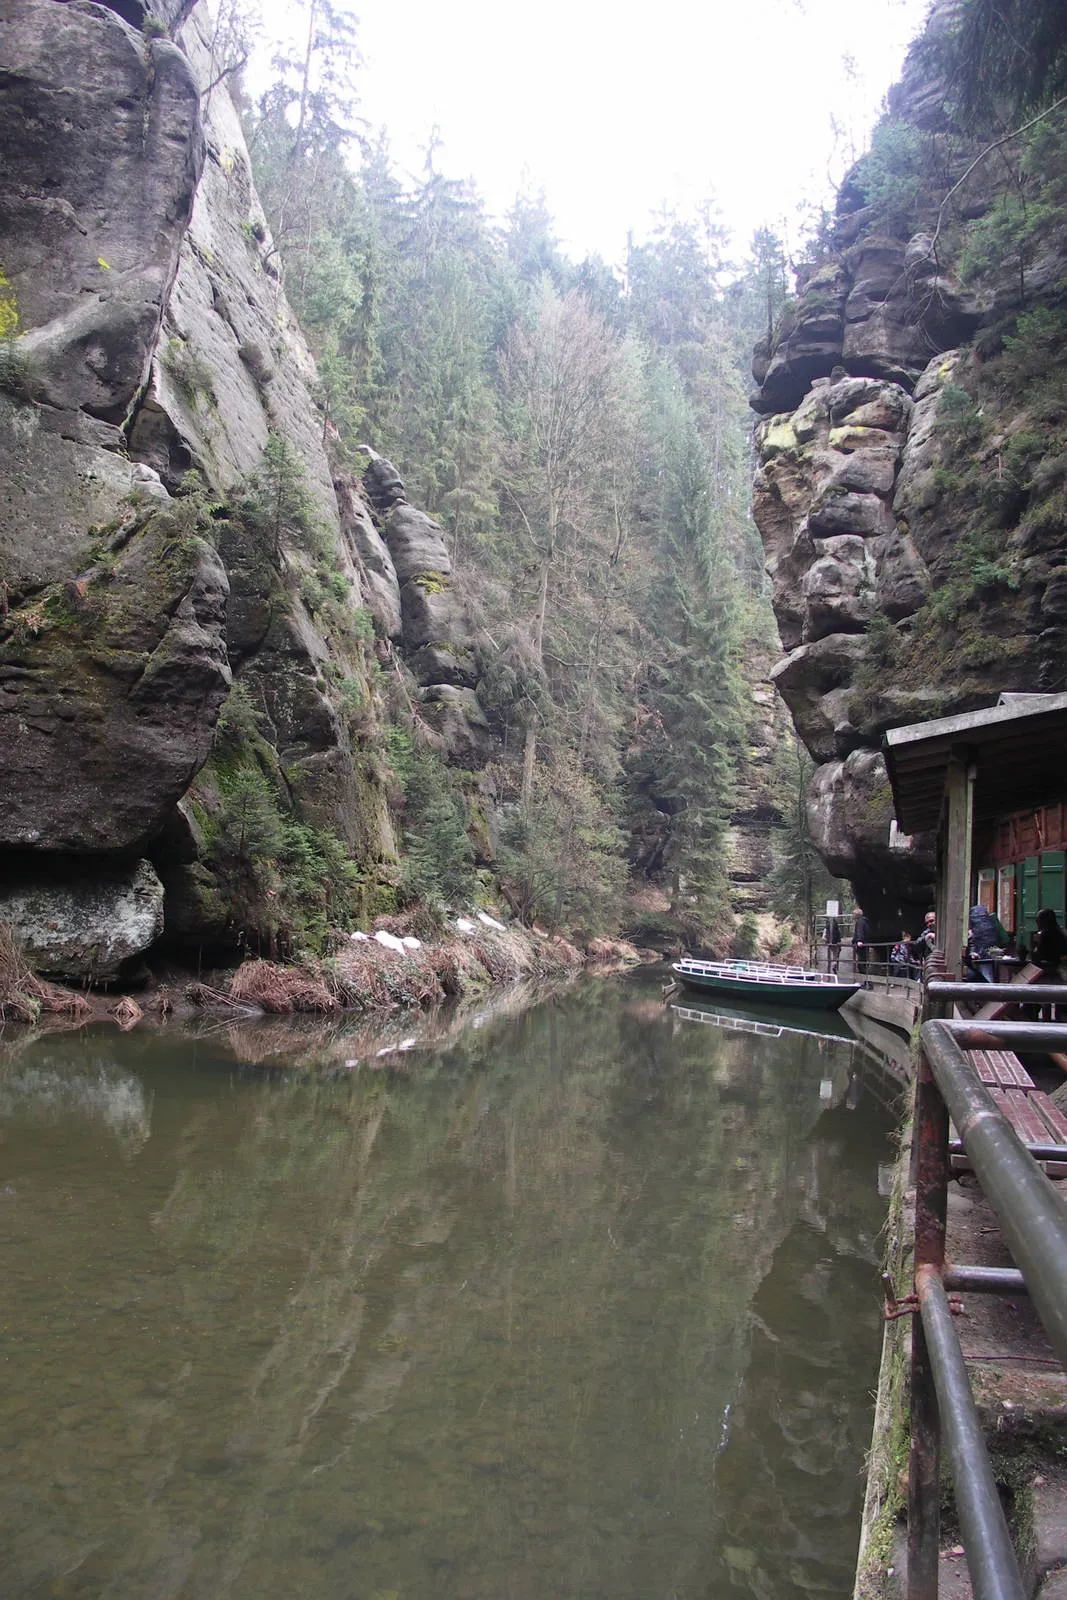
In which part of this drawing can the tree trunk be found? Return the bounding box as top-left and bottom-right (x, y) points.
(520, 723), (538, 809)
(521, 492), (557, 808)
(578, 479), (626, 769)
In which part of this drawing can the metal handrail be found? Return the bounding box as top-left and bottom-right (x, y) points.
(915, 1266), (1026, 1600)
(905, 1016), (1067, 1599)
(927, 980), (1067, 1007)
(827, 945), (926, 988)
(922, 1020), (1067, 1365)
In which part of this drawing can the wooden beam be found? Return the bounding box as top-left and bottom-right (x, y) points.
(941, 750), (974, 975)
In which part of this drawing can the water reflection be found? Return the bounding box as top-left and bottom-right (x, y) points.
(0, 1048), (151, 1154)
(0, 974), (894, 1599)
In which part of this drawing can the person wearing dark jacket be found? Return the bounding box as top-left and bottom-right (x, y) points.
(824, 917), (842, 974)
(1032, 907), (1067, 1019)
(1033, 908), (1067, 973)
(852, 910), (871, 975)
(912, 911), (936, 963)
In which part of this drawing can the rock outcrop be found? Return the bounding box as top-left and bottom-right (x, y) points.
(1, 0), (203, 424)
(0, 0), (497, 975)
(724, 669), (794, 916)
(0, 507), (229, 852)
(0, 858), (165, 980)
(360, 453), (488, 762)
(750, 7), (1067, 924)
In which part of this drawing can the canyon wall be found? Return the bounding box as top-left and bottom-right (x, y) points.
(0, 0), (800, 977)
(751, 5), (1067, 925)
(0, 0), (488, 975)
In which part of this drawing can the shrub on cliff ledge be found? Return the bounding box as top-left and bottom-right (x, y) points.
(237, 432), (325, 564)
(854, 120), (928, 235)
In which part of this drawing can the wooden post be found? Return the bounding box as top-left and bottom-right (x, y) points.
(941, 750), (975, 978)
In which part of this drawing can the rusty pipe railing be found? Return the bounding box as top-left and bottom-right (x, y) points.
(927, 980), (1067, 1009)
(922, 1019), (1067, 1364)
(915, 1265), (1026, 1600)
(905, 1015), (1067, 1600)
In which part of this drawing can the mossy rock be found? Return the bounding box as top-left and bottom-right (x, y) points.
(760, 418), (803, 460)
(0, 509), (230, 852)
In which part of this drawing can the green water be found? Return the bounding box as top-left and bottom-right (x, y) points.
(0, 974), (897, 1599)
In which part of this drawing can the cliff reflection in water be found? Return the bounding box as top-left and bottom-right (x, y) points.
(0, 974), (894, 1599)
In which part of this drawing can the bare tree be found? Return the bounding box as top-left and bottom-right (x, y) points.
(499, 288), (620, 805)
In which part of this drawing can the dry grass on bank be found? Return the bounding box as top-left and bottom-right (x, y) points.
(0, 926), (91, 1024)
(227, 959), (338, 1014)
(2, 912), (619, 1036)
(330, 943), (454, 1010)
(211, 925), (587, 1018)
(107, 995), (144, 1032)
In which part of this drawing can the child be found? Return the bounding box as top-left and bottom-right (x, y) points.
(890, 933), (912, 979)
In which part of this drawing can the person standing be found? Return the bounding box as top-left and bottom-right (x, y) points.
(1032, 907), (1067, 973)
(824, 916), (842, 974)
(911, 912), (936, 967)
(852, 908), (871, 975)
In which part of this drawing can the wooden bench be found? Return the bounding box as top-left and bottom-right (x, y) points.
(971, 963), (1045, 1021)
(950, 1048), (1067, 1178)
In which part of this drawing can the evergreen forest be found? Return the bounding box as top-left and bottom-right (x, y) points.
(228, 2), (820, 946)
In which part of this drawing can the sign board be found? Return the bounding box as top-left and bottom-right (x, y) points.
(826, 900), (840, 917)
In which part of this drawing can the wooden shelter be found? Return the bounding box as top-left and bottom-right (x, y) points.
(884, 692), (1067, 971)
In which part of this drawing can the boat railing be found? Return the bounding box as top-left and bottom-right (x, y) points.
(675, 958), (850, 987)
(671, 1004), (785, 1037)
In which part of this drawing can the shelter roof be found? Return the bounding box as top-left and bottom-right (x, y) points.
(884, 693), (1067, 834)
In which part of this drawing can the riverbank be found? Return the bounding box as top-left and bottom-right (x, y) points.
(0, 916), (646, 1032)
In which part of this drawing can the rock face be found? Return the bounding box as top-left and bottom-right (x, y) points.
(0, 858), (165, 979)
(335, 475), (402, 641)
(0, 0), (203, 422)
(753, 358), (952, 917)
(361, 456), (489, 752)
(0, 0), (406, 966)
(0, 510), (230, 852)
(0, 0), (500, 971)
(0, 0), (204, 596)
(124, 16), (336, 526)
(749, 8), (1067, 925)
(724, 673), (793, 915)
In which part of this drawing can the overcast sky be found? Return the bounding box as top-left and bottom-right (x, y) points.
(254, 0), (931, 267)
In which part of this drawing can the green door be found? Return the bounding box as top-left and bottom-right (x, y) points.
(1041, 849), (1066, 921)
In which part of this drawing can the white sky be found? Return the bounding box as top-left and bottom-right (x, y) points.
(253, 0), (932, 268)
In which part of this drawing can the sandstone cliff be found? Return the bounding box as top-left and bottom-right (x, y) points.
(0, 0), (488, 976)
(0, 0), (818, 979)
(750, 4), (1067, 925)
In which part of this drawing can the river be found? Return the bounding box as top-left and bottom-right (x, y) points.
(1, 972), (899, 1599)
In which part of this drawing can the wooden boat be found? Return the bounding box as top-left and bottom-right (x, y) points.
(671, 957), (862, 1012)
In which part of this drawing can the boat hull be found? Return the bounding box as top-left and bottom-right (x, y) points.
(673, 968), (861, 1012)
